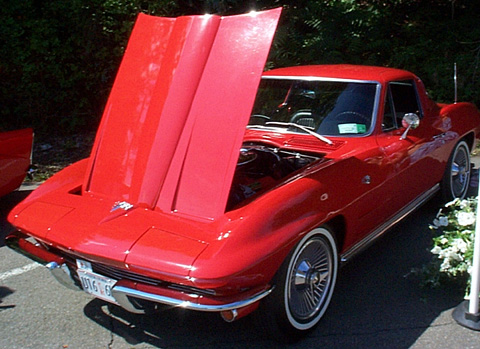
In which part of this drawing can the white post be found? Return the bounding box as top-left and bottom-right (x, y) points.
(453, 164), (480, 329)
(468, 184), (480, 314)
(454, 62), (458, 104)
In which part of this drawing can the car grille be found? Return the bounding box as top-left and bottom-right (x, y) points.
(92, 262), (168, 286)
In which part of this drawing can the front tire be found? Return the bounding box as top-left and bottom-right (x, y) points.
(442, 140), (471, 201)
(259, 227), (338, 342)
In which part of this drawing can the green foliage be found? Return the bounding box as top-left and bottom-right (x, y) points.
(421, 197), (477, 295)
(1, 0), (480, 135)
(0, 0), (176, 134)
(269, 0), (480, 105)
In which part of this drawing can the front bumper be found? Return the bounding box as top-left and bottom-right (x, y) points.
(6, 231), (273, 315)
(111, 281), (273, 314)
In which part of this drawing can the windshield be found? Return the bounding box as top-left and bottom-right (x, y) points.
(249, 78), (378, 136)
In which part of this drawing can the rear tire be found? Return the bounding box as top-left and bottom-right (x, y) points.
(259, 227), (338, 342)
(442, 140), (471, 201)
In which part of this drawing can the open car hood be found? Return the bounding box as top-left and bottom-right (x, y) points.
(84, 9), (281, 220)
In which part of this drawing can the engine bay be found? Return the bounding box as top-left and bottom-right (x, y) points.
(227, 144), (321, 210)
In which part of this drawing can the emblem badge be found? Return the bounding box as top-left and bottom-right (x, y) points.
(111, 201), (134, 212)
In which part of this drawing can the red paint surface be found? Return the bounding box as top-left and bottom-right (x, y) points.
(0, 128), (33, 197)
(85, 9), (281, 220)
(7, 10), (480, 310)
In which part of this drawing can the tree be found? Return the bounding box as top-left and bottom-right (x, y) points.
(1, 0), (479, 135)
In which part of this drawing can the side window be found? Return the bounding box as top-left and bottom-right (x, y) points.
(382, 91), (395, 131)
(382, 80), (422, 131)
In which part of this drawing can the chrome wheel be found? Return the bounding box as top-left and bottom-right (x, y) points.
(258, 227), (338, 341)
(450, 144), (470, 198)
(284, 228), (338, 330)
(443, 141), (471, 201)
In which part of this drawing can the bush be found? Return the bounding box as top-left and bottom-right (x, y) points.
(1, 1), (480, 136)
(0, 0), (176, 135)
(424, 198), (476, 295)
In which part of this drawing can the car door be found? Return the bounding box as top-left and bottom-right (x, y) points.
(376, 80), (440, 213)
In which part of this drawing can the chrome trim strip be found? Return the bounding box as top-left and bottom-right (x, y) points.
(262, 75), (380, 84)
(5, 236), (46, 265)
(5, 233), (63, 266)
(111, 285), (274, 314)
(340, 184), (440, 263)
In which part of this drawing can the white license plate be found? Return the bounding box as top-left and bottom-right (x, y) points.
(76, 259), (118, 304)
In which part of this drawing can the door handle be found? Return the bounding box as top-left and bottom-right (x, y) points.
(432, 133), (447, 140)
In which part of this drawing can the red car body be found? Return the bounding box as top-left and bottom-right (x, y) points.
(6, 8), (480, 339)
(0, 128), (33, 197)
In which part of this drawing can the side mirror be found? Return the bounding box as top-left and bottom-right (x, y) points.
(400, 113), (420, 140)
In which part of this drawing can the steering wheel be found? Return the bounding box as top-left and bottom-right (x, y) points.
(250, 114), (271, 121)
(289, 110), (313, 124)
(335, 111), (369, 124)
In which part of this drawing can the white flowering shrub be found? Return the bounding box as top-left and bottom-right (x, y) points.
(425, 197), (476, 292)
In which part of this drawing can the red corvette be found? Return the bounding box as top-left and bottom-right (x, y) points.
(6, 8), (480, 340)
(0, 128), (33, 197)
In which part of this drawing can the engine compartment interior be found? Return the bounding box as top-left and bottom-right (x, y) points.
(227, 143), (321, 210)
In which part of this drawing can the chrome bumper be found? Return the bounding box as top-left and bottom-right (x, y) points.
(6, 232), (273, 315)
(49, 260), (272, 315)
(111, 284), (273, 314)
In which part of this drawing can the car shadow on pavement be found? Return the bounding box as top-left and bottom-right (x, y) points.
(0, 286), (15, 311)
(82, 194), (469, 348)
(83, 298), (275, 348)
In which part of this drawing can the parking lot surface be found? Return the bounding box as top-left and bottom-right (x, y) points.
(1, 185), (480, 348)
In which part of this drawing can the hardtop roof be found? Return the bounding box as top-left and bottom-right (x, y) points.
(263, 64), (416, 83)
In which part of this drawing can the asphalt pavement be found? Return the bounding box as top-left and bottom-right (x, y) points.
(1, 176), (480, 347)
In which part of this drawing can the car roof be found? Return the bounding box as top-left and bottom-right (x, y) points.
(262, 64), (416, 83)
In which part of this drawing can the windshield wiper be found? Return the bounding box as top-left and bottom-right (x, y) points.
(259, 122), (333, 145)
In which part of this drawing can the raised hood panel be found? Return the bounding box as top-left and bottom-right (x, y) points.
(84, 9), (281, 220)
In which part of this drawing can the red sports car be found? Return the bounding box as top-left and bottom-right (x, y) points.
(0, 128), (33, 197)
(6, 8), (480, 341)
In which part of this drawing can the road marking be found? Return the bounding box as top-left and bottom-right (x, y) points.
(0, 263), (41, 281)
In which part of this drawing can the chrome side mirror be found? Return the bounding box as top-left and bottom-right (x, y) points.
(400, 113), (420, 140)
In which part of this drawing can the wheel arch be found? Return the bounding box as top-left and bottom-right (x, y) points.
(270, 214), (346, 282)
(462, 131), (475, 152)
(323, 215), (347, 255)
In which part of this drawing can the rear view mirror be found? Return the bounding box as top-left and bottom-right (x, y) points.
(400, 113), (420, 140)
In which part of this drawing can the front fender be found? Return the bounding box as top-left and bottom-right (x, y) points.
(8, 159), (88, 225)
(189, 175), (331, 291)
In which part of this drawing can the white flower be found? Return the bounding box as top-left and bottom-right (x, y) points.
(445, 198), (459, 207)
(461, 229), (472, 236)
(446, 249), (463, 262)
(427, 197), (477, 288)
(452, 238), (468, 253)
(439, 216), (449, 226)
(440, 259), (451, 272)
(432, 216), (449, 228)
(457, 211), (475, 226)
